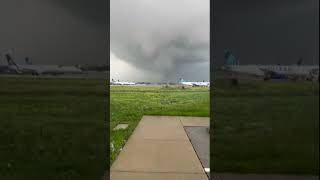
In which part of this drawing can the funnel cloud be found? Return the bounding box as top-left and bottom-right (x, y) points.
(111, 0), (209, 82)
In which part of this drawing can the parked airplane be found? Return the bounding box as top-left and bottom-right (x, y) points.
(0, 49), (11, 73)
(4, 53), (83, 75)
(179, 78), (210, 87)
(111, 79), (136, 85)
(221, 49), (319, 81)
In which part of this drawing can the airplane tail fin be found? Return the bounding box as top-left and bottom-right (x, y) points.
(6, 54), (17, 66)
(297, 57), (303, 66)
(5, 53), (20, 72)
(179, 78), (184, 83)
(224, 49), (238, 65)
(25, 57), (32, 65)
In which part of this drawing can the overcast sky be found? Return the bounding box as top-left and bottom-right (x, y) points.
(0, 0), (108, 66)
(111, 0), (318, 82)
(212, 0), (319, 68)
(111, 0), (210, 82)
(1, 0), (318, 82)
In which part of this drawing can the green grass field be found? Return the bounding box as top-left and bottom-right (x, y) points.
(1, 77), (318, 179)
(212, 79), (319, 174)
(110, 80), (319, 174)
(0, 77), (107, 180)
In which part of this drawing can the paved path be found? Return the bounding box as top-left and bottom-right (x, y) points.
(185, 126), (210, 177)
(109, 116), (318, 180)
(110, 116), (209, 180)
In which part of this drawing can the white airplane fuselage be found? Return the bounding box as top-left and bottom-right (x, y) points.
(180, 81), (210, 87)
(111, 81), (136, 85)
(223, 64), (319, 80)
(12, 64), (83, 75)
(222, 49), (319, 81)
(2, 51), (83, 75)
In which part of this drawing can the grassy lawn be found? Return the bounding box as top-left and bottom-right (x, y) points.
(110, 85), (210, 163)
(212, 79), (319, 174)
(1, 76), (318, 178)
(0, 77), (107, 180)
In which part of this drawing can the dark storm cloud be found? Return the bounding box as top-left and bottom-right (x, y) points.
(212, 0), (319, 67)
(111, 0), (210, 81)
(0, 0), (108, 66)
(51, 0), (107, 26)
(2, 0), (316, 79)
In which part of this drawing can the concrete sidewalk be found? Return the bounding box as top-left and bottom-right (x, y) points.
(110, 116), (209, 180)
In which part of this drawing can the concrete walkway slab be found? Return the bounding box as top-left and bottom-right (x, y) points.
(130, 116), (188, 141)
(111, 140), (204, 173)
(180, 117), (210, 127)
(111, 172), (208, 180)
(110, 116), (209, 180)
(140, 115), (182, 126)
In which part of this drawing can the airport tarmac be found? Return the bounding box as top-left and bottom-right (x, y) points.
(110, 116), (210, 180)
